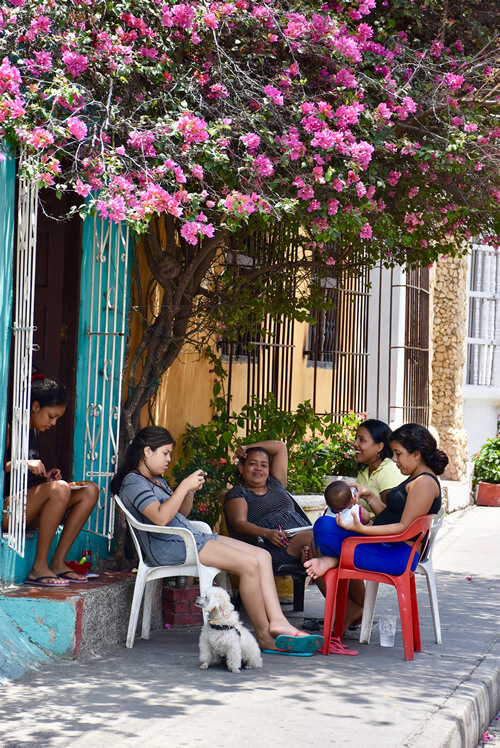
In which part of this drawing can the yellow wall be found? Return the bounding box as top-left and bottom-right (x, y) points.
(152, 349), (214, 446)
(147, 316), (341, 454)
(129, 233), (356, 453)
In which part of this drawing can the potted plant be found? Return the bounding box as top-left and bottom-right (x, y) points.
(472, 432), (500, 507)
(287, 411), (361, 495)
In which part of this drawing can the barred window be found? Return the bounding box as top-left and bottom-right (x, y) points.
(218, 230), (297, 415)
(218, 250), (260, 360)
(466, 245), (500, 387)
(306, 277), (338, 365)
(305, 266), (370, 417)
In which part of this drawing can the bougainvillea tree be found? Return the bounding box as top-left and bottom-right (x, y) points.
(0, 0), (499, 436)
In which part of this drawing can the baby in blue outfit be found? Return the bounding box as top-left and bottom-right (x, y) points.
(324, 480), (372, 527)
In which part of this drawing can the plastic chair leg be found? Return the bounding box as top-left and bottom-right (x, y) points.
(321, 569), (338, 654)
(198, 567), (224, 624)
(141, 579), (159, 640)
(126, 571), (147, 649)
(293, 577), (306, 612)
(417, 561), (442, 644)
(410, 575), (421, 653)
(396, 578), (415, 661)
(360, 581), (379, 643)
(332, 579), (350, 639)
(420, 563), (442, 644)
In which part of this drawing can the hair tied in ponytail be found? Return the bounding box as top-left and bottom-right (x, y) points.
(31, 373), (45, 382)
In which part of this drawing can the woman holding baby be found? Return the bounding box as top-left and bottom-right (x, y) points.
(305, 422), (447, 648)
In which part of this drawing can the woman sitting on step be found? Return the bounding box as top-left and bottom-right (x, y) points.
(3, 374), (99, 587)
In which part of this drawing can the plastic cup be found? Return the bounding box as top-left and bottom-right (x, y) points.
(379, 615), (397, 647)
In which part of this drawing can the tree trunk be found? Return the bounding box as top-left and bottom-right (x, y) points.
(113, 216), (228, 563)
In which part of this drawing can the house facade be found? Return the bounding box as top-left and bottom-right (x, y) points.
(1, 157), (491, 585)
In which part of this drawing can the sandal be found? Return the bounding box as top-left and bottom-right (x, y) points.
(329, 636), (358, 656)
(302, 617), (323, 632)
(274, 634), (324, 654)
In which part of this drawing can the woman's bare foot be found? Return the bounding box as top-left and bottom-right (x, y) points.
(256, 631), (281, 651)
(28, 565), (68, 586)
(301, 546), (310, 564)
(269, 622), (300, 638)
(255, 624), (309, 650)
(49, 563), (87, 582)
(304, 556), (338, 580)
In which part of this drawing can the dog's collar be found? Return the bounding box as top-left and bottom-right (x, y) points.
(208, 622), (241, 637)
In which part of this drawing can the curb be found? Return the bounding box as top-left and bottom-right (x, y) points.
(407, 639), (500, 748)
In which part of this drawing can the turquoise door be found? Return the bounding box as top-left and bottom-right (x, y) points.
(72, 216), (131, 553)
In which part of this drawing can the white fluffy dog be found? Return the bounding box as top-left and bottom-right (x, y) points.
(196, 586), (263, 674)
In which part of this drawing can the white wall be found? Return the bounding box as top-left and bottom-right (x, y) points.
(463, 385), (500, 457)
(462, 245), (500, 458)
(365, 264), (407, 426)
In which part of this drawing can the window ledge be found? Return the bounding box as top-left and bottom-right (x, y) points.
(463, 384), (500, 401)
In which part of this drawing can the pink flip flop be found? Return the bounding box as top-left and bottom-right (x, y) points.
(329, 636), (359, 656)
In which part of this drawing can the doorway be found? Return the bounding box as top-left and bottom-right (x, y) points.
(12, 190), (82, 481)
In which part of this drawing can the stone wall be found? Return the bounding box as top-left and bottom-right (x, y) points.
(430, 255), (469, 481)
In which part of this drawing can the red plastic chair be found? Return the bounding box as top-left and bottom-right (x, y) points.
(320, 515), (433, 661)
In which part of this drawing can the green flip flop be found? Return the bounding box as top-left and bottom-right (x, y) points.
(262, 649), (313, 657)
(274, 634), (324, 654)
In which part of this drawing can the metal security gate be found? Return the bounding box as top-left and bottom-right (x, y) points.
(306, 269), (370, 419)
(75, 216), (130, 546)
(389, 266), (430, 427)
(220, 227), (297, 424)
(7, 173), (39, 556)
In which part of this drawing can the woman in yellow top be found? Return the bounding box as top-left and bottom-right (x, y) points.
(353, 419), (404, 511)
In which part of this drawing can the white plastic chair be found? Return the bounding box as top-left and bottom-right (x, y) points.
(114, 495), (228, 648)
(359, 506), (445, 645)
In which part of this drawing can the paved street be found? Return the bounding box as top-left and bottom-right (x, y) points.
(0, 506), (499, 748)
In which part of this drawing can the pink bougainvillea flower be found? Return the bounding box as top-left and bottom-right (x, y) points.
(360, 222), (373, 239)
(74, 179), (92, 197)
(67, 117), (88, 140)
(203, 11), (218, 29)
(62, 50), (88, 78)
(445, 73), (465, 91)
(241, 132), (261, 150)
(176, 112), (209, 145)
(28, 127), (54, 149)
(253, 153), (274, 177)
(191, 164), (204, 179)
(171, 3), (196, 30)
(263, 84), (284, 105)
(388, 171), (401, 187)
(404, 212), (424, 233)
(0, 56), (22, 94)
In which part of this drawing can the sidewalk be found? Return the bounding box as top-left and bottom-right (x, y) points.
(0, 506), (499, 748)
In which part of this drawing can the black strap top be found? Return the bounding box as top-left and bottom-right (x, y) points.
(373, 472), (441, 527)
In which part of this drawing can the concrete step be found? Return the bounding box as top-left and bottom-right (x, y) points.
(0, 571), (163, 680)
